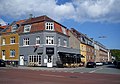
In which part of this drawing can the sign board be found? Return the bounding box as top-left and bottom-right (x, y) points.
(46, 48), (54, 55)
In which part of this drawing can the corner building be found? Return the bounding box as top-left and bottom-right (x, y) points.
(18, 15), (80, 67)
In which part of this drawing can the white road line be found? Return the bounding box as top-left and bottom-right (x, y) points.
(40, 74), (65, 78)
(89, 68), (103, 73)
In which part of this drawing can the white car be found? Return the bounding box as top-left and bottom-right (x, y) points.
(96, 62), (103, 66)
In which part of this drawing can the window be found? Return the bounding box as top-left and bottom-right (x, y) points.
(23, 38), (29, 46)
(2, 38), (5, 45)
(10, 37), (15, 44)
(45, 22), (54, 31)
(81, 45), (83, 50)
(24, 25), (31, 33)
(46, 36), (54, 45)
(12, 24), (18, 32)
(10, 50), (15, 57)
(61, 27), (66, 35)
(58, 37), (61, 46)
(2, 50), (5, 56)
(36, 36), (40, 45)
(29, 55), (41, 66)
(63, 39), (67, 47)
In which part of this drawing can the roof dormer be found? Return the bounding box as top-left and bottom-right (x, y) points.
(45, 22), (54, 31)
(11, 24), (19, 32)
(24, 24), (31, 33)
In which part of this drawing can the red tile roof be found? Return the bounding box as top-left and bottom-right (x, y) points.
(0, 25), (7, 29)
(22, 15), (54, 25)
(1, 15), (69, 36)
(1, 20), (25, 33)
(19, 15), (69, 36)
(16, 20), (25, 24)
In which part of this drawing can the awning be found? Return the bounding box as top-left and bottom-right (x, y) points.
(58, 52), (81, 58)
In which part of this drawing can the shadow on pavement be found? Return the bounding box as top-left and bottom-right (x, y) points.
(106, 65), (116, 68)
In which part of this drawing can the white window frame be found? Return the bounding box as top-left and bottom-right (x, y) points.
(23, 38), (29, 46)
(36, 36), (40, 45)
(10, 37), (15, 44)
(63, 39), (67, 47)
(2, 50), (5, 56)
(12, 24), (17, 32)
(28, 55), (41, 66)
(45, 22), (54, 31)
(61, 26), (66, 35)
(46, 36), (54, 45)
(10, 50), (15, 57)
(24, 25), (31, 33)
(58, 37), (61, 46)
(2, 38), (6, 45)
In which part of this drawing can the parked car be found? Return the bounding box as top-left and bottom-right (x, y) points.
(107, 62), (113, 65)
(96, 62), (103, 66)
(0, 59), (6, 67)
(116, 61), (120, 69)
(86, 62), (96, 68)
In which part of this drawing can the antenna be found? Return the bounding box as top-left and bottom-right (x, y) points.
(29, 14), (33, 19)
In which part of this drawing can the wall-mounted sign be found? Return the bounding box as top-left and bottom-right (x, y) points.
(46, 48), (54, 55)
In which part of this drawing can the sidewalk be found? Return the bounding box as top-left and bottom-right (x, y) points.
(6, 66), (85, 72)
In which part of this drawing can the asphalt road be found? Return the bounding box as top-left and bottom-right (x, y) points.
(0, 65), (120, 84)
(68, 65), (120, 74)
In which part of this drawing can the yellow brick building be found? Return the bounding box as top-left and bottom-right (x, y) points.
(1, 33), (19, 65)
(80, 43), (87, 64)
(0, 36), (2, 59)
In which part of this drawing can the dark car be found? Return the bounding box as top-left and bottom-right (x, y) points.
(116, 61), (120, 69)
(86, 62), (96, 68)
(0, 59), (6, 67)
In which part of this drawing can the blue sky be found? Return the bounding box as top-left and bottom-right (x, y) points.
(0, 0), (120, 49)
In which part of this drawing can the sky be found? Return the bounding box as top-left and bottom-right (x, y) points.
(0, 0), (120, 49)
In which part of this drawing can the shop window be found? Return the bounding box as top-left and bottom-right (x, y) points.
(28, 55), (41, 66)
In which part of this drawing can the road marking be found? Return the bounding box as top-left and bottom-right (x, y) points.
(89, 67), (103, 73)
(40, 74), (65, 78)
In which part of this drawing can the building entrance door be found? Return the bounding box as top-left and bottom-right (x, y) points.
(46, 47), (54, 67)
(47, 55), (53, 67)
(20, 56), (24, 65)
(2, 56), (5, 60)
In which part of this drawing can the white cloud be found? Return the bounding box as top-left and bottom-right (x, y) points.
(0, 0), (120, 23)
(72, 0), (120, 23)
